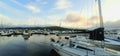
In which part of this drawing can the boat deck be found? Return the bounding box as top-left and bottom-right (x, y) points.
(52, 43), (119, 56)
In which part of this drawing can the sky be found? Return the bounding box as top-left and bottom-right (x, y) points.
(0, 0), (120, 29)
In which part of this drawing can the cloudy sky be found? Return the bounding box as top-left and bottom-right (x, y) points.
(0, 0), (120, 29)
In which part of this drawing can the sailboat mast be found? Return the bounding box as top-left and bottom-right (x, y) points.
(98, 0), (105, 47)
(98, 0), (104, 28)
(89, 0), (104, 41)
(59, 22), (61, 27)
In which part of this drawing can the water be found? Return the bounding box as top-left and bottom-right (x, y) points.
(0, 35), (57, 56)
(1, 35), (119, 56)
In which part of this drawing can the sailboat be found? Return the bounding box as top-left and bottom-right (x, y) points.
(50, 0), (120, 56)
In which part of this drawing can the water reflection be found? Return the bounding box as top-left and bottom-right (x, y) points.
(0, 35), (27, 56)
(0, 35), (56, 56)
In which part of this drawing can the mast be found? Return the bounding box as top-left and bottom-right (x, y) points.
(98, 0), (105, 47)
(98, 0), (104, 28)
(1, 18), (4, 29)
(90, 0), (104, 41)
(59, 22), (61, 27)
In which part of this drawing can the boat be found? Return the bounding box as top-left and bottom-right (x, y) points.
(22, 30), (31, 40)
(51, 0), (120, 56)
(72, 35), (120, 52)
(51, 36), (120, 56)
(104, 29), (120, 40)
(0, 30), (12, 37)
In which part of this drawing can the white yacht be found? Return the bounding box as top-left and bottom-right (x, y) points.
(51, 36), (120, 56)
(0, 30), (12, 36)
(105, 29), (120, 40)
(72, 35), (120, 52)
(51, 0), (120, 56)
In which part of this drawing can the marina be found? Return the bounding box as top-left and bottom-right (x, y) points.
(0, 29), (120, 56)
(0, 0), (120, 56)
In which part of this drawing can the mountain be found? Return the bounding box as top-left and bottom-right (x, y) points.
(0, 26), (87, 31)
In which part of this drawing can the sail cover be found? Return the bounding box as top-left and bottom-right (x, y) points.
(89, 28), (104, 41)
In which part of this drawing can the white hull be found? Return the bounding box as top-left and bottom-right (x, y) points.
(75, 36), (120, 51)
(51, 42), (118, 56)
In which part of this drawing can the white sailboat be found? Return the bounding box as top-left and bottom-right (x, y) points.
(51, 37), (120, 56)
(72, 35), (120, 53)
(51, 0), (120, 56)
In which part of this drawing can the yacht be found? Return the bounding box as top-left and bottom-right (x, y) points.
(51, 36), (120, 56)
(22, 30), (31, 40)
(0, 30), (12, 37)
(72, 35), (120, 52)
(51, 0), (120, 56)
(105, 29), (120, 40)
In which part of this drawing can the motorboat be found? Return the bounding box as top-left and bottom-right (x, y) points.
(0, 30), (12, 37)
(22, 30), (31, 40)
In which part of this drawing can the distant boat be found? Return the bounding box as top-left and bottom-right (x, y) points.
(105, 29), (120, 40)
(12, 30), (23, 36)
(22, 30), (31, 40)
(0, 30), (12, 37)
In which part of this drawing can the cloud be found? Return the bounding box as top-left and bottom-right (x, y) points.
(11, 0), (41, 13)
(0, 14), (23, 27)
(26, 15), (64, 27)
(0, 1), (4, 8)
(91, 20), (120, 29)
(47, 15), (61, 20)
(101, 0), (120, 21)
(62, 13), (102, 28)
(54, 0), (72, 10)
(104, 20), (120, 29)
(65, 13), (81, 22)
(0, 0), (27, 16)
(41, 2), (48, 5)
(92, 0), (120, 22)
(1, 13), (120, 29)
(62, 13), (90, 28)
(0, 14), (49, 27)
(11, 0), (25, 7)
(26, 16), (45, 26)
(63, 13), (120, 29)
(35, 0), (41, 2)
(26, 5), (41, 13)
(35, 0), (48, 5)
(90, 16), (99, 24)
(0, 14), (12, 24)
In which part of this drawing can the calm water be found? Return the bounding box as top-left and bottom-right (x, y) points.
(1, 35), (120, 56)
(0, 35), (57, 56)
